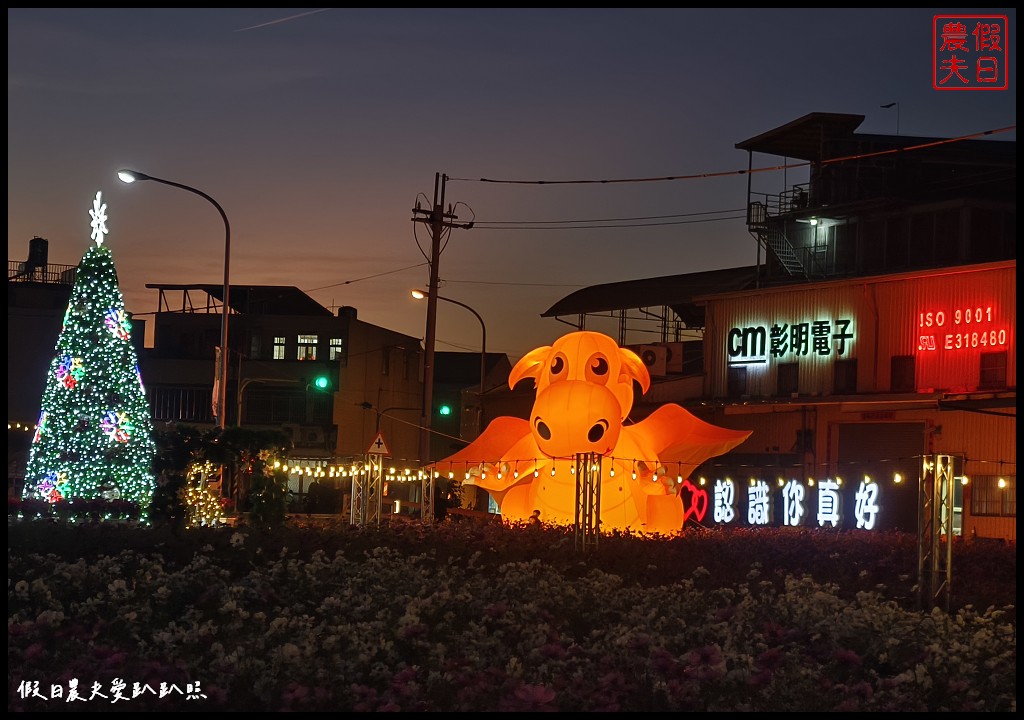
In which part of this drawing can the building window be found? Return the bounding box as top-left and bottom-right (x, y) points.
(329, 338), (344, 361)
(777, 362), (799, 396)
(794, 428), (814, 454)
(971, 475), (1016, 517)
(250, 334), (262, 360)
(273, 336), (286, 360)
(727, 366), (747, 399)
(979, 351), (1007, 390)
(147, 386), (213, 423)
(885, 217), (909, 269)
(833, 359), (858, 394)
(297, 334), (318, 361)
(890, 355), (915, 392)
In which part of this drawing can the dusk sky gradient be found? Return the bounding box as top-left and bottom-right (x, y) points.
(8, 8), (1016, 362)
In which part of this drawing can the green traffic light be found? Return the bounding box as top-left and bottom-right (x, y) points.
(313, 376), (330, 390)
(438, 404), (452, 416)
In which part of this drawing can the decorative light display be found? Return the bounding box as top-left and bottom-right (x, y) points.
(261, 451), (1007, 533)
(181, 462), (225, 528)
(21, 192), (157, 513)
(430, 331), (752, 533)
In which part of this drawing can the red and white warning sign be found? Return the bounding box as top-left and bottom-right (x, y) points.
(366, 431), (391, 456)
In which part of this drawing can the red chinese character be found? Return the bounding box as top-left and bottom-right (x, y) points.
(976, 56), (1000, 83)
(940, 21), (969, 51)
(973, 22), (1002, 52)
(939, 55), (969, 85)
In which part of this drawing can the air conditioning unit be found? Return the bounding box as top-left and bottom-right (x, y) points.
(626, 344), (668, 378)
(281, 423), (300, 444)
(297, 426), (326, 448)
(656, 342), (685, 374)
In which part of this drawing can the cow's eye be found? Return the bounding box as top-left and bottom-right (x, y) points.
(550, 354), (566, 377)
(585, 353), (610, 385)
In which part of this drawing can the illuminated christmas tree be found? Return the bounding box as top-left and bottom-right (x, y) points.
(22, 191), (157, 512)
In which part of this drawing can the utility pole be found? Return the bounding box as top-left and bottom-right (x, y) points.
(411, 172), (473, 472)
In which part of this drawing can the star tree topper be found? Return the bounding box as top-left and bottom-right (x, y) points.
(90, 191), (109, 246)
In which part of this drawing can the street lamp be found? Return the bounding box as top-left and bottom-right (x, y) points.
(237, 378), (300, 426)
(117, 169), (231, 430)
(411, 289), (487, 433)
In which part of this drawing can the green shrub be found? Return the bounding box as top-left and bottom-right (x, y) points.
(247, 466), (289, 528)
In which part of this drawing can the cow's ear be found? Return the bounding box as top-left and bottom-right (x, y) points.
(618, 347), (651, 394)
(509, 345), (551, 389)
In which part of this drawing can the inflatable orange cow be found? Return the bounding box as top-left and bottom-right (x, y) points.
(431, 331), (751, 534)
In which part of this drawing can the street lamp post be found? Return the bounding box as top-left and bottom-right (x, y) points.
(411, 289), (487, 433)
(359, 402), (422, 435)
(118, 169), (231, 430)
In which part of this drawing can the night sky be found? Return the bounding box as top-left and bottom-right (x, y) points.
(8, 8), (1016, 361)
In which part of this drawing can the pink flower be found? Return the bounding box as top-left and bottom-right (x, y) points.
(835, 647), (863, 666)
(511, 683), (557, 711)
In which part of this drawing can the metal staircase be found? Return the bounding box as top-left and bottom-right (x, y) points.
(764, 225), (807, 276)
(747, 201), (808, 278)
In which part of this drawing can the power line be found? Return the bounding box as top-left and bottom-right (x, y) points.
(449, 124), (1015, 186)
(444, 279), (585, 288)
(309, 124), (1013, 300)
(304, 262), (427, 293)
(473, 213), (746, 231)
(477, 208), (744, 225)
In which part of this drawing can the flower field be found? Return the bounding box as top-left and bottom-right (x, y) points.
(8, 517), (1016, 712)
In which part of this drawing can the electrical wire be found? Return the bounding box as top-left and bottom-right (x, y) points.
(447, 125), (1016, 186)
(304, 263), (427, 293)
(473, 213), (746, 231)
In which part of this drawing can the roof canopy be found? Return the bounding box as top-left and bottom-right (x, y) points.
(146, 283), (333, 317)
(542, 266), (758, 328)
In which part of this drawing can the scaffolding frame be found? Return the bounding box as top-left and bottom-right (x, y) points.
(574, 453), (602, 552)
(350, 454), (383, 527)
(917, 454), (954, 612)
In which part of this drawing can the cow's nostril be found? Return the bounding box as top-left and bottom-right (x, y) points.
(536, 419), (551, 440)
(588, 420), (608, 443)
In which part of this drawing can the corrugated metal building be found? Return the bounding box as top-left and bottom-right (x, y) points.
(541, 112), (1015, 539)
